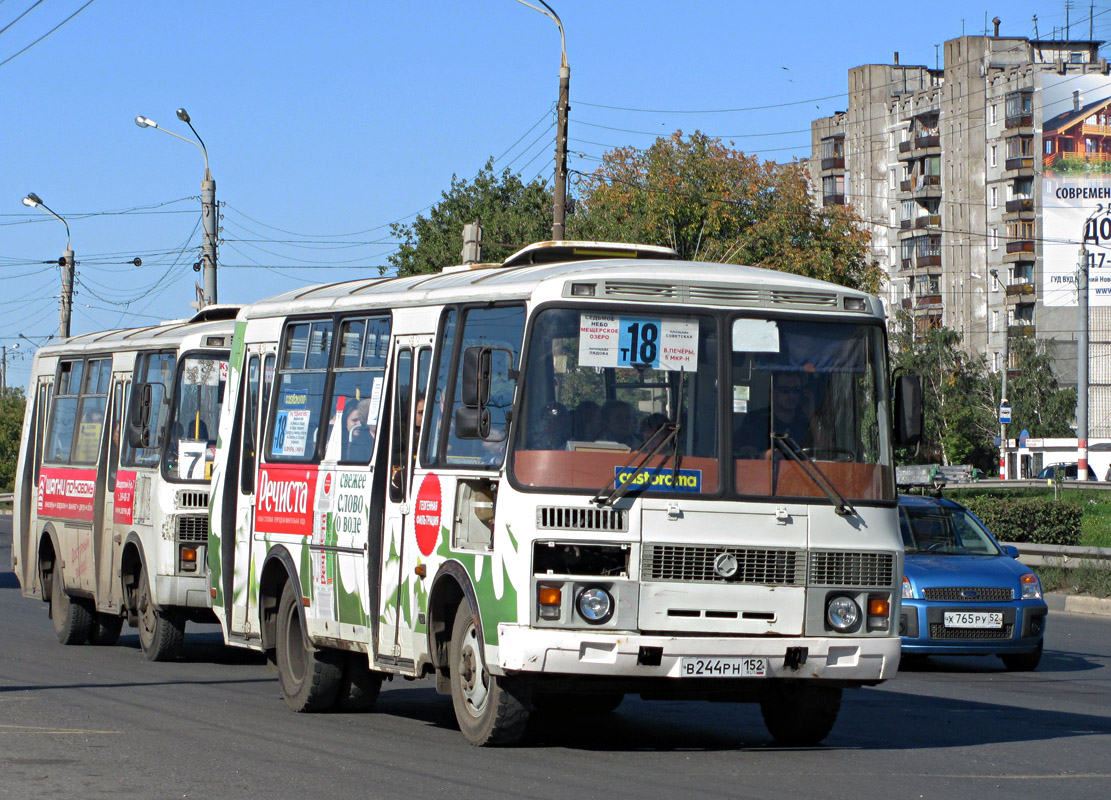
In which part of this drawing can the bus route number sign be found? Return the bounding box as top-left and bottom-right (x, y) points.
(579, 313), (698, 371)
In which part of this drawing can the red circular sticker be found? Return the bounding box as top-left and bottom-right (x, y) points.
(323, 473), (332, 495)
(414, 473), (442, 557)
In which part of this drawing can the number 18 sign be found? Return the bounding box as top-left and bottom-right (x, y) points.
(579, 313), (698, 371)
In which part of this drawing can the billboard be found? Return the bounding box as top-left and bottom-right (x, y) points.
(1041, 73), (1111, 307)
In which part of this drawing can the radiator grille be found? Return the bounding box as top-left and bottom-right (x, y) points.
(642, 544), (806, 585)
(536, 506), (628, 532)
(177, 490), (210, 510)
(923, 587), (1014, 602)
(176, 515), (209, 543)
(929, 622), (1014, 640)
(809, 551), (896, 588)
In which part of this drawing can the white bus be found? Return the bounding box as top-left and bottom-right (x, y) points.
(208, 242), (921, 745)
(11, 307), (236, 660)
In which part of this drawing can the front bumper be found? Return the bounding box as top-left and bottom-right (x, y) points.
(495, 624), (901, 683)
(899, 600), (1047, 655)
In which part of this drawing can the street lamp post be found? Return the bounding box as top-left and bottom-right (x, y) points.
(22, 193), (75, 339)
(514, 0), (569, 240)
(136, 109), (218, 307)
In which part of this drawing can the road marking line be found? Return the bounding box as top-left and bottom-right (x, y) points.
(0, 724), (119, 735)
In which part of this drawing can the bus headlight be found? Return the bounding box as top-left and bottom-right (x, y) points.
(826, 595), (861, 632)
(576, 587), (614, 625)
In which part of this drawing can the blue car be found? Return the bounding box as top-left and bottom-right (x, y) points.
(898, 494), (1048, 670)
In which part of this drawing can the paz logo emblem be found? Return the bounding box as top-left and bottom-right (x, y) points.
(713, 552), (739, 579)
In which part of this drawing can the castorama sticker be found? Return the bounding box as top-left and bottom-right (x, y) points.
(256, 464), (317, 536)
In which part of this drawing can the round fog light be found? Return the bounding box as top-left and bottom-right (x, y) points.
(576, 587), (614, 624)
(826, 595), (861, 632)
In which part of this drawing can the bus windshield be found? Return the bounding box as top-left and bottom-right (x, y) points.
(512, 307), (893, 503)
(164, 353), (228, 482)
(512, 308), (720, 495)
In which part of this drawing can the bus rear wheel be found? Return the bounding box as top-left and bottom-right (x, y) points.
(87, 613), (124, 646)
(49, 567), (93, 645)
(276, 581), (341, 712)
(448, 604), (530, 746)
(759, 683), (842, 746)
(136, 565), (185, 661)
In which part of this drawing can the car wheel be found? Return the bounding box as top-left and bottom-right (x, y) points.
(1001, 641), (1042, 672)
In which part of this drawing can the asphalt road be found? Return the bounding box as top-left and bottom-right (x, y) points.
(2, 516), (1110, 800)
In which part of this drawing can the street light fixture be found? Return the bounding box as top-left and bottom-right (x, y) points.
(21, 192), (75, 339)
(513, 0), (569, 240)
(136, 108), (218, 307)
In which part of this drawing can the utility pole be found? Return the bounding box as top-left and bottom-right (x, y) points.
(1000, 325), (1009, 479)
(1078, 244), (1090, 479)
(514, 1), (569, 240)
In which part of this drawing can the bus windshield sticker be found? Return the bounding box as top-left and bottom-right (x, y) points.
(273, 409), (310, 456)
(178, 440), (207, 480)
(578, 313), (699, 371)
(732, 319), (780, 353)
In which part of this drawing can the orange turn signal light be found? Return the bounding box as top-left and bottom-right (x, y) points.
(538, 586), (562, 606)
(868, 597), (890, 617)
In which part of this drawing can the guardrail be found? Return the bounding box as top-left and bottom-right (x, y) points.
(1005, 541), (1111, 569)
(0, 493), (11, 504)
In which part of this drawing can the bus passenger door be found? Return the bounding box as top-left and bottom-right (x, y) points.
(17, 378), (51, 595)
(228, 346), (275, 637)
(379, 338), (432, 668)
(95, 378), (126, 612)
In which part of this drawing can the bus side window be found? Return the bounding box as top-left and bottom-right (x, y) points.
(389, 349), (413, 503)
(107, 381), (124, 491)
(45, 360), (81, 462)
(241, 355), (261, 494)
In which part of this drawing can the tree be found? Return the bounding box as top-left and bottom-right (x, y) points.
(388, 159), (553, 276)
(0, 387), (26, 491)
(569, 131), (881, 293)
(889, 314), (997, 469)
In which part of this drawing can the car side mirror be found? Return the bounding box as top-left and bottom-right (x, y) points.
(1003, 545), (1020, 559)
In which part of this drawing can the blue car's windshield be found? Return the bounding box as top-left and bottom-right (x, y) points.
(899, 504), (1002, 556)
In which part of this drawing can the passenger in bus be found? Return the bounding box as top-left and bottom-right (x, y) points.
(599, 400), (639, 448)
(639, 412), (670, 451)
(534, 402), (571, 450)
(572, 400), (602, 441)
(734, 373), (813, 458)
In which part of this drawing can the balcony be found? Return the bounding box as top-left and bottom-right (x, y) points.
(820, 156), (845, 171)
(914, 214), (941, 229)
(1004, 156), (1034, 172)
(1005, 114), (1033, 129)
(917, 254), (942, 268)
(915, 134), (941, 150)
(901, 297), (913, 310)
(1005, 198), (1033, 213)
(916, 294), (943, 308)
(1006, 240), (1035, 254)
(1006, 282), (1036, 303)
(822, 193), (844, 206)
(900, 218), (913, 230)
(1008, 323), (1036, 338)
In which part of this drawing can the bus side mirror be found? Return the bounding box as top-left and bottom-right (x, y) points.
(127, 383), (163, 448)
(455, 406), (491, 439)
(461, 346), (491, 408)
(894, 374), (924, 447)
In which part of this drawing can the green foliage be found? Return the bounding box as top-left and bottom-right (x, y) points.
(1034, 564), (1111, 598)
(569, 131), (881, 293)
(889, 314), (997, 470)
(0, 387), (27, 491)
(961, 495), (1083, 546)
(993, 337), (1076, 437)
(388, 159), (553, 276)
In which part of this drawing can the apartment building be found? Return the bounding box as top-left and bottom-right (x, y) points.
(810, 25), (1111, 437)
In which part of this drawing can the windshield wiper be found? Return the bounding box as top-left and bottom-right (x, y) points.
(591, 422), (679, 507)
(771, 434), (857, 517)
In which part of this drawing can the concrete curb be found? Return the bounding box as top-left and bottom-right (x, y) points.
(1046, 592), (1111, 616)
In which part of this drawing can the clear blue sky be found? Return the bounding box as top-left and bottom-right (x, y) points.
(2, 0), (1104, 388)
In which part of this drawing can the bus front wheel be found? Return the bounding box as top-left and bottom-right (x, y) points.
(49, 567), (93, 645)
(759, 683), (842, 746)
(448, 603), (529, 746)
(275, 581), (341, 712)
(136, 566), (185, 661)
